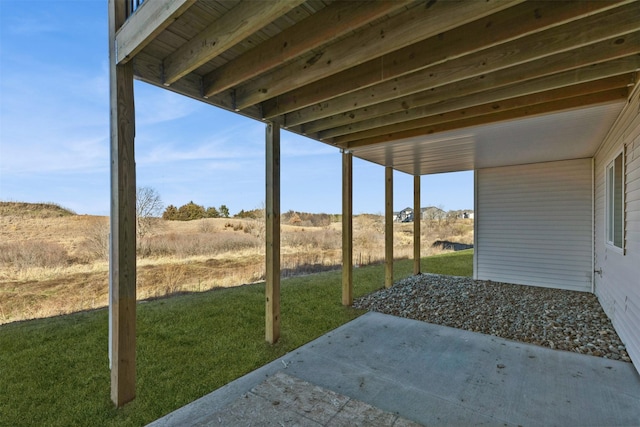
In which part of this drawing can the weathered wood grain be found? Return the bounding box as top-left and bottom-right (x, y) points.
(234, 0), (522, 110)
(265, 122), (281, 344)
(342, 150), (353, 306)
(163, 0), (304, 86)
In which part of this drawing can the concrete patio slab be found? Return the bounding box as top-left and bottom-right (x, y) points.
(183, 371), (419, 426)
(148, 312), (640, 426)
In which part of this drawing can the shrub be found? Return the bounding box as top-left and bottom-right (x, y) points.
(81, 219), (110, 261)
(138, 231), (261, 258)
(177, 201), (206, 221)
(164, 203), (231, 220)
(218, 205), (230, 218)
(234, 208), (263, 219)
(199, 219), (215, 233)
(206, 206), (220, 218)
(281, 210), (335, 227)
(242, 220), (265, 240)
(0, 241), (70, 269)
(282, 228), (341, 250)
(162, 204), (179, 220)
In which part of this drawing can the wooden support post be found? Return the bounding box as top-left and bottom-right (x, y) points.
(265, 122), (281, 344)
(342, 150), (353, 306)
(385, 167), (393, 288)
(108, 0), (137, 408)
(413, 175), (421, 275)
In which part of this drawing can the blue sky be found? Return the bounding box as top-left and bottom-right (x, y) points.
(0, 0), (473, 216)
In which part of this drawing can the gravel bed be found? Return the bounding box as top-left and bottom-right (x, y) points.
(353, 273), (631, 362)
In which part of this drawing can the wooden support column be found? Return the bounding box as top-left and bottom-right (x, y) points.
(342, 150), (353, 306)
(265, 122), (281, 344)
(385, 167), (393, 288)
(108, 0), (137, 408)
(413, 175), (421, 275)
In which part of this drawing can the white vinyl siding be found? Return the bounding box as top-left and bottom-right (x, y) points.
(476, 159), (593, 292)
(594, 84), (640, 372)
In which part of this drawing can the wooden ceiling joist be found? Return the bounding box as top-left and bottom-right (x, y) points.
(329, 75), (634, 145)
(232, 0), (523, 110)
(262, 0), (634, 119)
(162, 0), (305, 86)
(121, 0), (640, 157)
(319, 70), (637, 140)
(202, 0), (412, 99)
(288, 10), (640, 130)
(301, 43), (640, 137)
(134, 52), (263, 119)
(345, 88), (629, 149)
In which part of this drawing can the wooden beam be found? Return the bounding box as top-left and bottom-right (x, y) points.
(265, 122), (281, 344)
(346, 88), (628, 149)
(163, 0), (304, 86)
(116, 0), (195, 64)
(329, 74), (633, 144)
(132, 52), (263, 121)
(413, 175), (420, 276)
(109, 0), (137, 408)
(306, 42), (640, 136)
(291, 4), (640, 129)
(234, 0), (523, 110)
(265, 0), (632, 119)
(202, 1), (410, 99)
(385, 167), (393, 288)
(342, 150), (353, 306)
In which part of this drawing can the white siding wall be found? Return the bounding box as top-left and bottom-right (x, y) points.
(594, 85), (640, 371)
(476, 159), (593, 292)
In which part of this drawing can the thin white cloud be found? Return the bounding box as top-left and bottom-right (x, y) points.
(0, 134), (108, 175)
(0, 42), (111, 174)
(137, 133), (260, 165)
(3, 12), (60, 36)
(134, 84), (202, 125)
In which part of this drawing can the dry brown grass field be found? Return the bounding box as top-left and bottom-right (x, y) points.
(0, 202), (473, 324)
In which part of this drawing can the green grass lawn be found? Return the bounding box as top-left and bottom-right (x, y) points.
(0, 250), (472, 426)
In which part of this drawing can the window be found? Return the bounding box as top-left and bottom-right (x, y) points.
(606, 151), (624, 250)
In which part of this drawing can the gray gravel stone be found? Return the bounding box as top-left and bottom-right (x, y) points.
(353, 273), (631, 363)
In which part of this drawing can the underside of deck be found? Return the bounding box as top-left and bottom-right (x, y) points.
(118, 0), (639, 174)
(107, 0), (640, 406)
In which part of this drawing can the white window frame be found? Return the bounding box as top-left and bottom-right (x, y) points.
(605, 149), (625, 254)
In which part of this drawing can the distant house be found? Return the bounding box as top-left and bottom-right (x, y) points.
(395, 207), (413, 222)
(420, 206), (446, 221)
(461, 211), (474, 219)
(397, 207), (474, 222)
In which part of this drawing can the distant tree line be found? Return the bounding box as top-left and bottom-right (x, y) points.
(160, 203), (341, 226)
(162, 201), (230, 221)
(234, 208), (264, 219)
(282, 210), (340, 227)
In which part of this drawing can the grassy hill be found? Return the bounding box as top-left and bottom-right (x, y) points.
(0, 201), (473, 324)
(0, 201), (76, 218)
